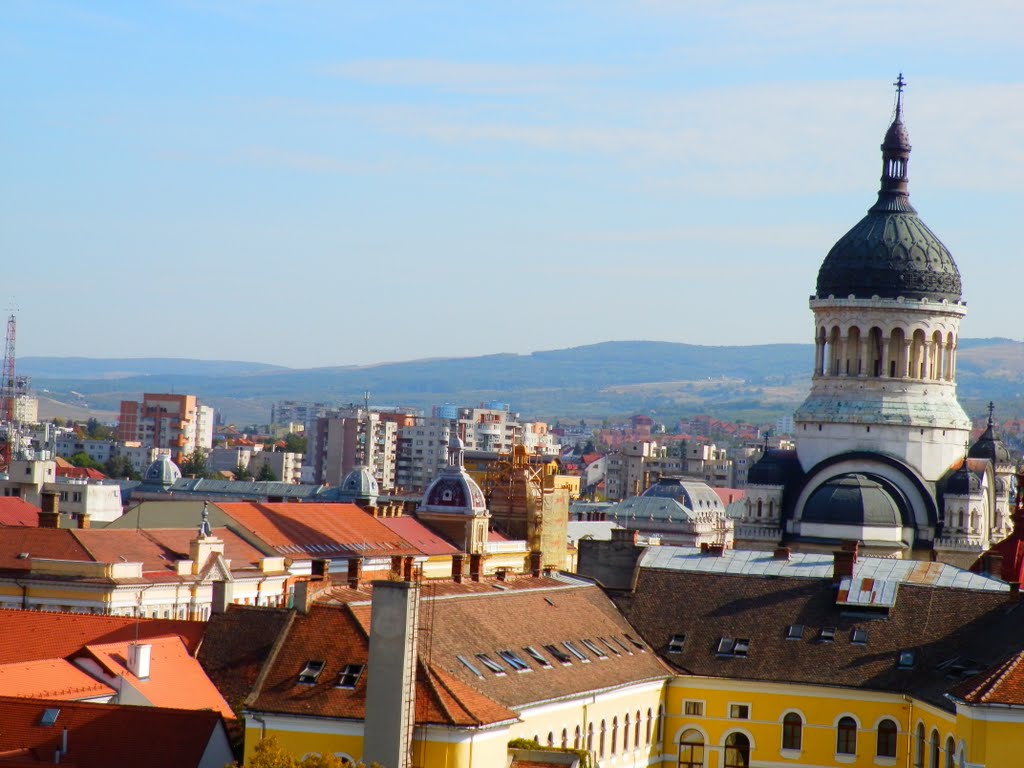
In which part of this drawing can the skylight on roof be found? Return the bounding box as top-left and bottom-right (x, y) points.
(819, 627), (836, 643)
(786, 624), (804, 640)
(599, 637), (622, 656)
(563, 641), (590, 663)
(39, 708), (60, 726)
(336, 664), (364, 689)
(581, 639), (608, 659)
(716, 637), (750, 657)
(610, 636), (634, 655)
(297, 660), (325, 685)
(851, 628), (868, 645)
(897, 650), (916, 670)
(497, 650), (531, 672)
(457, 655), (483, 678)
(667, 634), (686, 654)
(523, 646), (551, 668)
(623, 634), (646, 651)
(475, 653), (507, 676)
(543, 644), (573, 665)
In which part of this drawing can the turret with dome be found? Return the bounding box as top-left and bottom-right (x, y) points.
(415, 429), (490, 553)
(740, 76), (1016, 565)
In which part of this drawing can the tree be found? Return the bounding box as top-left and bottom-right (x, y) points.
(104, 455), (139, 480)
(179, 449), (212, 479)
(224, 736), (369, 768)
(85, 417), (114, 440)
(582, 439), (597, 455)
(256, 463), (278, 482)
(283, 432), (307, 454)
(234, 462), (253, 481)
(68, 452), (106, 471)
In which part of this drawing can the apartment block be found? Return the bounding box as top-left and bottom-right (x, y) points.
(116, 393), (213, 462)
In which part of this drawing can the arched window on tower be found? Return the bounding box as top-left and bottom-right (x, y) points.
(848, 325), (861, 375)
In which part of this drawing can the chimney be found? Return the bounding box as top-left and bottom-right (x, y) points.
(61, 728), (68, 757)
(495, 568), (508, 581)
(832, 542), (858, 584)
(76, 512), (90, 530)
(211, 579), (235, 614)
(705, 543), (725, 557)
(529, 551), (543, 578)
(452, 554), (464, 584)
(469, 553), (483, 582)
(127, 642), (151, 680)
(311, 558), (330, 581)
(402, 556), (415, 582)
(610, 527), (639, 545)
(363, 581), (419, 768)
(773, 546), (791, 561)
(39, 493), (60, 529)
(390, 555), (404, 579)
(347, 557), (363, 590)
(984, 552), (1004, 579)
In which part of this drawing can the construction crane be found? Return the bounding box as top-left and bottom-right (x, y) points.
(0, 313), (15, 469)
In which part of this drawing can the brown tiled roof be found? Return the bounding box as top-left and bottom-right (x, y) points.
(0, 695), (224, 768)
(199, 605), (295, 712)
(619, 568), (1024, 710)
(0, 610), (205, 664)
(218, 502), (420, 559)
(70, 527), (267, 574)
(0, 529), (92, 572)
(951, 650), (1024, 705)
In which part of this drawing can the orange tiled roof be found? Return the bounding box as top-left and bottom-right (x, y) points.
(952, 651), (1024, 705)
(0, 498), (40, 528)
(217, 502), (420, 559)
(56, 466), (107, 481)
(379, 517), (459, 556)
(0, 659), (115, 700)
(76, 636), (234, 718)
(0, 609), (205, 665)
(71, 527), (268, 573)
(0, 695), (224, 768)
(0, 529), (93, 572)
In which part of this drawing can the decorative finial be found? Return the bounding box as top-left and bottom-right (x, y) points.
(199, 500), (212, 538)
(894, 72), (906, 112)
(988, 401), (995, 427)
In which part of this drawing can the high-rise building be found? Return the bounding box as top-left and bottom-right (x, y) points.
(116, 393), (213, 463)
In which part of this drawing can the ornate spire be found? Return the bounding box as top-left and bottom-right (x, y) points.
(988, 401), (996, 428)
(198, 500), (212, 538)
(871, 73), (916, 213)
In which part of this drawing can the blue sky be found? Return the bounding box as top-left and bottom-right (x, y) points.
(3, 1), (1022, 368)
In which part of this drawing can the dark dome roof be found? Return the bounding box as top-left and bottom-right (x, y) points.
(802, 473), (906, 526)
(969, 422), (1012, 465)
(747, 448), (800, 486)
(946, 463), (983, 496)
(816, 89), (961, 303)
(816, 213), (961, 302)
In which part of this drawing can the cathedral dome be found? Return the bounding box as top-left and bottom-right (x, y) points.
(143, 456), (182, 488)
(340, 465), (379, 501)
(747, 448), (801, 486)
(802, 473), (905, 526)
(815, 76), (962, 303)
(946, 463), (982, 496)
(969, 405), (1012, 465)
(419, 432), (488, 516)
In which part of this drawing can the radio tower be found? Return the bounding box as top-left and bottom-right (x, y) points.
(1, 313), (15, 469)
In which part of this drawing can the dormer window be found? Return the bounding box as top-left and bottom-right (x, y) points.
(297, 660), (325, 684)
(336, 664), (364, 689)
(667, 634), (686, 654)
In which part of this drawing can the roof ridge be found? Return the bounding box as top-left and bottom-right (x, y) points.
(419, 660), (481, 726)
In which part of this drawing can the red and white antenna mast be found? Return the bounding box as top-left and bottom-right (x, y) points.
(1, 313), (15, 469)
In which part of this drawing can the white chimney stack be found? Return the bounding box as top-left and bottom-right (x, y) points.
(127, 643), (151, 680)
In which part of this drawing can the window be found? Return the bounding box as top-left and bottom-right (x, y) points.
(563, 641), (590, 662)
(724, 732), (750, 768)
(39, 708), (60, 726)
(837, 716), (857, 755)
(851, 627), (868, 645)
(475, 654), (506, 675)
(717, 637), (750, 657)
(898, 650), (916, 669)
(930, 730), (940, 768)
(782, 712), (802, 751)
(612, 717), (619, 753)
(820, 627), (836, 643)
(543, 644), (573, 665)
(635, 710), (641, 747)
(729, 704), (750, 720)
(523, 646), (551, 668)
(786, 624), (804, 640)
(336, 664), (363, 689)
(456, 655), (483, 677)
(624, 633), (646, 651)
(914, 723), (925, 768)
(877, 719), (898, 758)
(678, 729), (705, 768)
(646, 708), (653, 745)
(667, 634), (686, 653)
(945, 736), (955, 768)
(581, 638), (608, 658)
(297, 660), (325, 684)
(684, 700), (704, 716)
(497, 650), (531, 672)
(600, 719), (606, 757)
(599, 637), (621, 656)
(624, 714), (631, 750)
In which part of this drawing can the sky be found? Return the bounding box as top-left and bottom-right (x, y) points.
(2, 1), (1023, 369)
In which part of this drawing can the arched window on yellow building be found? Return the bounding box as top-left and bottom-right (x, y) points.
(782, 713), (802, 751)
(837, 717), (857, 755)
(914, 723), (925, 768)
(723, 732), (750, 768)
(945, 736), (955, 768)
(678, 729), (704, 768)
(930, 729), (940, 768)
(877, 719), (898, 758)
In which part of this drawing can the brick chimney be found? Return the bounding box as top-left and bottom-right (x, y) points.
(529, 551), (543, 578)
(39, 492), (61, 529)
(452, 554), (464, 584)
(773, 546), (791, 561)
(347, 557), (362, 590)
(469, 553), (483, 582)
(402, 556), (415, 582)
(832, 541), (859, 584)
(77, 512), (91, 530)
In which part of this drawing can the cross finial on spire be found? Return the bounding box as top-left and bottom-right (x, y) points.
(988, 401), (995, 427)
(894, 73), (906, 111)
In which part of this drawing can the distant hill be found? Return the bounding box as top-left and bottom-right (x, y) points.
(19, 339), (1024, 425)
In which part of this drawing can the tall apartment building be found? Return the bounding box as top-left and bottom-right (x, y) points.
(116, 393), (213, 463)
(396, 417), (454, 493)
(310, 408), (399, 489)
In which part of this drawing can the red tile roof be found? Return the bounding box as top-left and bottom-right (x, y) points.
(71, 527), (268, 573)
(0, 695), (226, 768)
(953, 651), (1024, 705)
(0, 498), (41, 528)
(379, 516), (460, 556)
(76, 636), (234, 718)
(55, 466), (107, 481)
(0, 610), (205, 664)
(0, 659), (114, 700)
(217, 502), (420, 559)
(0, 529), (93, 572)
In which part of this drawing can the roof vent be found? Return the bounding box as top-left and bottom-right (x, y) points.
(127, 643), (151, 680)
